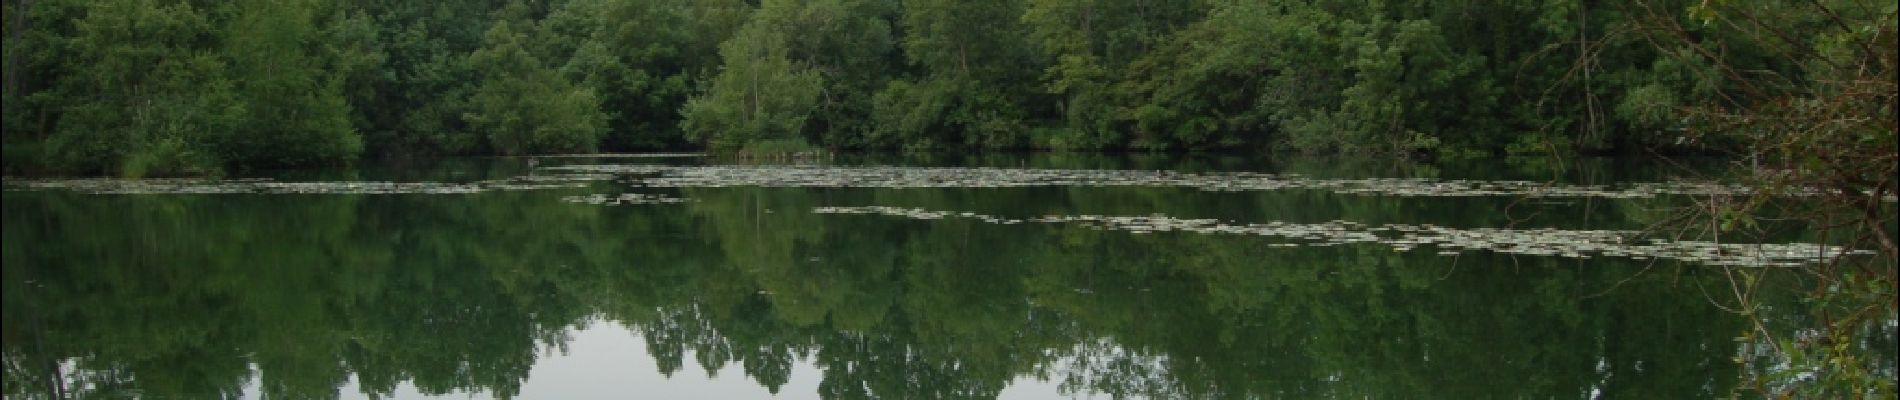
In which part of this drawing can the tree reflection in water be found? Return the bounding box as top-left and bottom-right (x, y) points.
(5, 159), (1870, 399)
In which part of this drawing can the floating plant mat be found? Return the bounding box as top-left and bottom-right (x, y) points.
(3, 174), (612, 194)
(518, 153), (705, 158)
(547, 164), (1895, 201)
(563, 193), (690, 205)
(813, 206), (1873, 267)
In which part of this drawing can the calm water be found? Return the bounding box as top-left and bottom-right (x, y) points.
(0, 154), (1871, 399)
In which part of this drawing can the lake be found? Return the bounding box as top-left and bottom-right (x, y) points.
(2, 154), (1888, 399)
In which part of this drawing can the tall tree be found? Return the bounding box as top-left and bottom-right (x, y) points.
(778, 0), (898, 148)
(547, 0), (752, 151)
(216, 0), (364, 168)
(2, 0), (31, 140)
(465, 4), (607, 155)
(351, 0), (504, 157)
(680, 10), (823, 151)
(1023, 0), (1204, 149)
(872, 0), (1042, 149)
(42, 0), (239, 176)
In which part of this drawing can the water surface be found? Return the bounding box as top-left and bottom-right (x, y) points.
(2, 155), (1865, 399)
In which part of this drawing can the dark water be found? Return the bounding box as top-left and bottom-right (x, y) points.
(0, 155), (1858, 399)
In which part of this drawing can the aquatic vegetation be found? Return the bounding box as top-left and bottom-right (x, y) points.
(813, 206), (1874, 267)
(549, 164), (1892, 201)
(6, 164), (1876, 268)
(1, 175), (605, 195)
(518, 153), (707, 158)
(16, 164), (1890, 203)
(562, 193), (691, 205)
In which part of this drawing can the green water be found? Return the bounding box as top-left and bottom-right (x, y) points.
(0, 155), (1852, 399)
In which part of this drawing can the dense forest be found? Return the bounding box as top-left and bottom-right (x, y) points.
(1, 0), (1894, 175)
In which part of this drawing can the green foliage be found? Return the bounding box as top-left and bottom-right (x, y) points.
(1022, 0), (1204, 150)
(735, 137), (819, 158)
(41, 0), (237, 176)
(1613, 84), (1679, 133)
(778, 0), (899, 148)
(681, 14), (823, 151)
(216, 0), (364, 168)
(19, 0), (362, 175)
(1651, 2), (1898, 396)
(465, 10), (607, 155)
(870, 79), (1032, 150)
(680, 0), (897, 150)
(868, 79), (952, 150)
(0, 0), (1882, 169)
(867, 0), (1041, 150)
(347, 0), (497, 157)
(546, 0), (730, 150)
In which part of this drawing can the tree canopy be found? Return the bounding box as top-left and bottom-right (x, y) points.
(1, 0), (1892, 174)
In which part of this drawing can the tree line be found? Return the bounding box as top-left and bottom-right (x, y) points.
(1, 0), (1891, 175)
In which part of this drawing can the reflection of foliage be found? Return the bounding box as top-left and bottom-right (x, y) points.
(1, 191), (613, 399)
(2, 172), (1834, 399)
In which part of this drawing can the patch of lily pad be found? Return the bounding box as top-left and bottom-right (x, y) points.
(562, 193), (691, 205)
(547, 164), (1888, 201)
(2, 175), (607, 195)
(813, 206), (1873, 267)
(517, 153), (705, 159)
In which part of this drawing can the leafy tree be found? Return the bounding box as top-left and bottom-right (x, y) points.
(346, 0), (501, 157)
(40, 0), (238, 176)
(1022, 0), (1204, 149)
(216, 0), (364, 168)
(464, 5), (607, 155)
(679, 0), (898, 151)
(775, 0), (898, 148)
(547, 0), (697, 150)
(680, 8), (823, 152)
(871, 0), (1042, 149)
